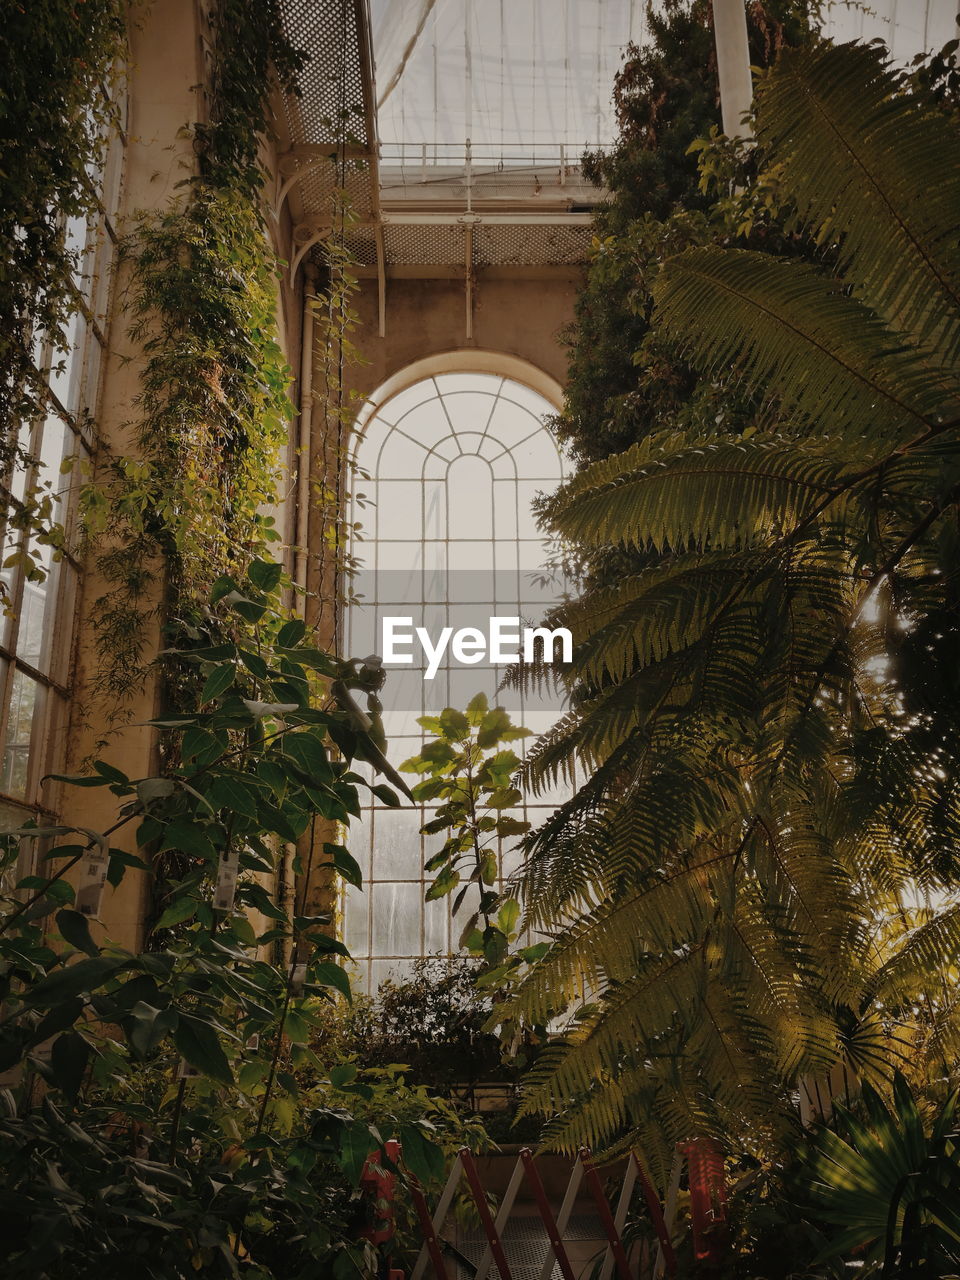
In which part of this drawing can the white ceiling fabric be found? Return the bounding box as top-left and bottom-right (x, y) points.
(369, 1), (959, 153)
(821, 0), (958, 65)
(370, 0), (649, 150)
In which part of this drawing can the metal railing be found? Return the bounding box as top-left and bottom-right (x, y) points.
(378, 140), (611, 209)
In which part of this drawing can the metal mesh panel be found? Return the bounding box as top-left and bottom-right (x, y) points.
(452, 1214), (606, 1280)
(383, 223), (465, 266)
(343, 223), (378, 266)
(279, 0), (368, 148)
(292, 160), (374, 219)
(473, 222), (592, 267)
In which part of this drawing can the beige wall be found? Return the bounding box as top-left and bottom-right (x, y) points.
(348, 271), (578, 399)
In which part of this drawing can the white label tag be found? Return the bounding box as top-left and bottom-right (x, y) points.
(75, 852), (108, 917)
(213, 849), (240, 913)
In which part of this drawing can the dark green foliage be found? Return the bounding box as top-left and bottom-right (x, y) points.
(500, 40), (960, 1180)
(558, 0), (810, 465)
(802, 1076), (960, 1277)
(0, 0), (124, 431)
(0, 0), (125, 587)
(0, 562), (477, 1278)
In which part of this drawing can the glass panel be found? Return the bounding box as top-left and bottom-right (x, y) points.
(447, 455), (493, 540)
(1, 669), (43, 801)
(370, 880), (422, 956)
(375, 480), (427, 539)
(370, 807), (423, 879)
(377, 381), (436, 426)
(396, 398), (456, 451)
(510, 427), (563, 478)
(434, 373), (502, 396)
(17, 575), (52, 670)
(377, 429), (428, 479)
(342, 886), (370, 956)
(47, 310), (85, 415)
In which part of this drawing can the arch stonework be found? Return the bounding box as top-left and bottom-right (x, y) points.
(346, 273), (577, 405)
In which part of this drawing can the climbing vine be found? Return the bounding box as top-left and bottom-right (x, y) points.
(85, 1), (305, 704)
(0, 0), (126, 595)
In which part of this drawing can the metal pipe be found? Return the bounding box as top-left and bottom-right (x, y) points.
(713, 0), (753, 140)
(294, 262), (317, 595)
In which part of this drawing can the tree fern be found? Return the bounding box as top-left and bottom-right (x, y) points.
(500, 38), (960, 1179)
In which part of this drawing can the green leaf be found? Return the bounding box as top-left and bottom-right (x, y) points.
(172, 1014), (233, 1086)
(338, 1121), (380, 1183)
(495, 816), (530, 837)
(371, 783), (400, 807)
(439, 708), (470, 740)
(330, 1063), (358, 1088)
(55, 909), (98, 957)
(25, 957), (125, 1008)
(206, 773), (261, 821)
(247, 559), (283, 592)
(325, 843), (363, 889)
(311, 961), (352, 1003)
(497, 898), (520, 935)
(157, 819), (216, 860)
(466, 691), (489, 724)
(50, 1031), (90, 1102)
(127, 1002), (178, 1059)
(201, 663), (236, 704)
(426, 867), (460, 901)
(399, 1122), (446, 1184)
(153, 897), (198, 931)
(278, 618), (307, 646)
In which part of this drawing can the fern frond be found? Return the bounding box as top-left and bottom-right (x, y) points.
(757, 41), (960, 358)
(653, 249), (956, 450)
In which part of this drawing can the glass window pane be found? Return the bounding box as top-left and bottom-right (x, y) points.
(1, 669), (43, 801)
(370, 880), (422, 956)
(349, 373), (565, 984)
(370, 807), (423, 879)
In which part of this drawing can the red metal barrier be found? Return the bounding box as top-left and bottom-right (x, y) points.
(684, 1138), (728, 1270)
(633, 1154), (678, 1277)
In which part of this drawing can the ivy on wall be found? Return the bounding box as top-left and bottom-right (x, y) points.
(85, 0), (306, 705)
(0, 0), (126, 590)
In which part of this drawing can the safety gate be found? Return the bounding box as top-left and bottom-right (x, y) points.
(361, 1140), (728, 1279)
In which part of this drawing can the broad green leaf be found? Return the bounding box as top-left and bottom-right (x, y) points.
(399, 1122), (446, 1184)
(247, 558), (283, 592)
(201, 663), (236, 704)
(325, 843), (363, 889)
(50, 1031), (91, 1101)
(311, 961), (352, 1003)
(498, 898), (521, 935)
(466, 691), (489, 724)
(172, 1014), (233, 1086)
(153, 896), (198, 931)
(55, 909), (98, 957)
(25, 956), (125, 1008)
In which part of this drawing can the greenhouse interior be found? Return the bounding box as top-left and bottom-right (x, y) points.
(2, 0), (960, 1275)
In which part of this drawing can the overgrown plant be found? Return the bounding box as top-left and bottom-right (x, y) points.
(400, 695), (531, 967)
(0, 559), (466, 1277)
(85, 0), (304, 703)
(500, 40), (960, 1180)
(0, 0), (126, 594)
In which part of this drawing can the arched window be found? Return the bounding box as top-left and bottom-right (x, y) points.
(343, 366), (568, 989)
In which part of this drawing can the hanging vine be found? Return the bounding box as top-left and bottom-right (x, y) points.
(0, 0), (126, 596)
(84, 1), (305, 705)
